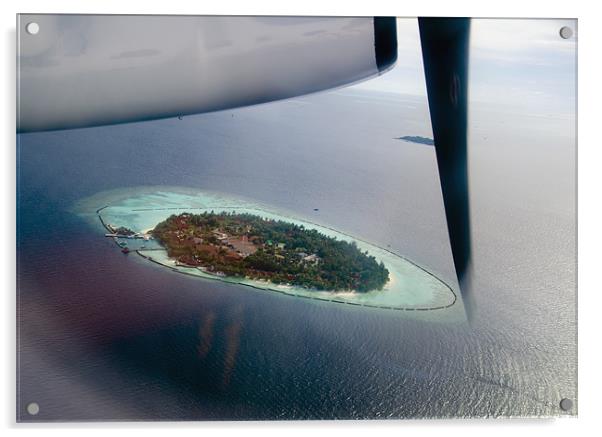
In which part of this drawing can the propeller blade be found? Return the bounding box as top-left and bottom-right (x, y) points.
(418, 17), (474, 319)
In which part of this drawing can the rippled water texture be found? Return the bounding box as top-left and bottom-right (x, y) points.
(17, 88), (576, 420)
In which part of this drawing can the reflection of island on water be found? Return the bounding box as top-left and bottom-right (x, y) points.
(395, 135), (435, 146)
(74, 186), (462, 315)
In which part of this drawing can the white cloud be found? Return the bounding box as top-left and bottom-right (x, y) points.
(350, 17), (576, 117)
(470, 18), (576, 65)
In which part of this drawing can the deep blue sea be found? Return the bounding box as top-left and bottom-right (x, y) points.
(16, 88), (576, 420)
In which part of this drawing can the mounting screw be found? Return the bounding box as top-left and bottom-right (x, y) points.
(25, 22), (40, 35)
(559, 398), (573, 411)
(26, 402), (40, 416)
(559, 26), (573, 40)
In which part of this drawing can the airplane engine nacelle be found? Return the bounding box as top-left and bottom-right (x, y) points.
(17, 15), (397, 132)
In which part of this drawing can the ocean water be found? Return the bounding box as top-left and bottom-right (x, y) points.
(16, 88), (576, 420)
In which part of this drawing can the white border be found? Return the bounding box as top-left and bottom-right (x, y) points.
(3, 0), (600, 436)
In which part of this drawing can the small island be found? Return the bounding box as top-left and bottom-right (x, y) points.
(395, 136), (435, 146)
(113, 226), (136, 236)
(151, 212), (389, 292)
(79, 187), (459, 312)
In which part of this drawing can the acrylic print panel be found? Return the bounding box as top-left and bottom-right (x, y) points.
(16, 15), (576, 421)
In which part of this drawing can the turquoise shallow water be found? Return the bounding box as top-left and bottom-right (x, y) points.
(75, 186), (461, 315)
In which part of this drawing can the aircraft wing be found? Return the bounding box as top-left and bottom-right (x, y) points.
(17, 15), (397, 132)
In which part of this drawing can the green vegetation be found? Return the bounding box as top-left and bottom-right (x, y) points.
(151, 212), (389, 292)
(114, 226), (135, 236)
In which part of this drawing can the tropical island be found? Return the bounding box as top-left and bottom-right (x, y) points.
(395, 135), (435, 145)
(151, 212), (390, 292)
